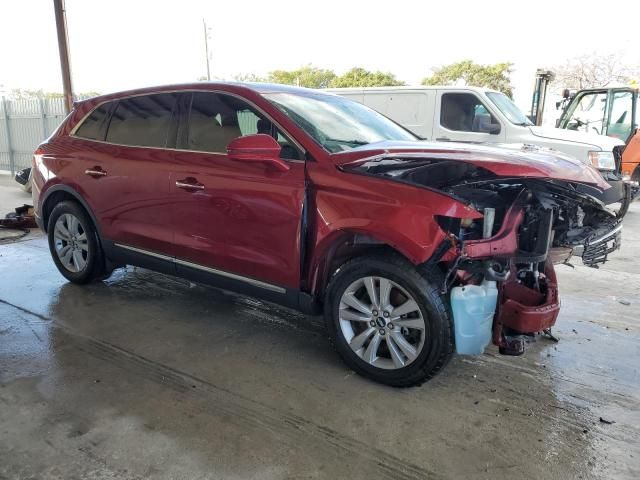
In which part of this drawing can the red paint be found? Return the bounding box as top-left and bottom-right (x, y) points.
(32, 82), (602, 316)
(334, 141), (611, 190)
(493, 261), (560, 344)
(227, 134), (290, 172)
(462, 202), (525, 259)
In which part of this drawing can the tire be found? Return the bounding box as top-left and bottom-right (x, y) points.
(47, 201), (108, 284)
(324, 253), (454, 388)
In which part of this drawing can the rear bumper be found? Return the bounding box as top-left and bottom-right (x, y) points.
(35, 212), (44, 231)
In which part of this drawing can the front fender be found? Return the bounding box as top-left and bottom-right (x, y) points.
(305, 166), (481, 293)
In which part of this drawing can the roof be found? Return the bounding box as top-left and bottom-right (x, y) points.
(324, 85), (501, 94)
(74, 81), (335, 106)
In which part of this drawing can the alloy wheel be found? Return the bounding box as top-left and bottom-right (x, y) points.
(53, 213), (89, 273)
(338, 276), (426, 370)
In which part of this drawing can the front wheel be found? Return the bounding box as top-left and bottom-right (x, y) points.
(324, 254), (453, 387)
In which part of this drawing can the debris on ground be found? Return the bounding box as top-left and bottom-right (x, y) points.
(543, 328), (559, 342)
(0, 204), (37, 229)
(618, 299), (631, 306)
(599, 417), (615, 425)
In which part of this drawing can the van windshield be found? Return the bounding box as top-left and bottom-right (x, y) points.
(263, 92), (418, 153)
(487, 92), (533, 126)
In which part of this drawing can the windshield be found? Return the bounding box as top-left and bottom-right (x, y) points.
(486, 92), (533, 126)
(263, 92), (418, 153)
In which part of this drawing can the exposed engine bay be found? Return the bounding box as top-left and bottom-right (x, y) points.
(345, 156), (623, 355)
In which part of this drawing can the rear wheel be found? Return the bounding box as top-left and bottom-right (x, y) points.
(47, 201), (107, 284)
(325, 254), (453, 387)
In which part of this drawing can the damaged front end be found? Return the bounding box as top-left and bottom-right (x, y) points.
(346, 154), (623, 356)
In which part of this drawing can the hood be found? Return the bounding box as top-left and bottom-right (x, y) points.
(334, 140), (610, 190)
(529, 126), (624, 150)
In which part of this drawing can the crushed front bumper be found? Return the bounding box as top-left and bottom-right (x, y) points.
(573, 222), (623, 267)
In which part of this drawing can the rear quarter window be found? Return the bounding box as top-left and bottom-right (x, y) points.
(74, 103), (112, 140)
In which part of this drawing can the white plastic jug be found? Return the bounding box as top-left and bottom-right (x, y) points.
(450, 280), (498, 355)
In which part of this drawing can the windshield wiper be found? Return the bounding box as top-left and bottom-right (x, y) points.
(325, 138), (370, 146)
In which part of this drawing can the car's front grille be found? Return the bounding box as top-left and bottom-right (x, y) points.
(582, 222), (623, 267)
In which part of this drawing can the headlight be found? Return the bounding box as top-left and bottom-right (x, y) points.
(588, 151), (616, 171)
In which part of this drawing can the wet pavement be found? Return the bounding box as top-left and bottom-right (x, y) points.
(1, 178), (639, 479)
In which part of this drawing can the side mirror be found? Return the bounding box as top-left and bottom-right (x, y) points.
(486, 123), (501, 134)
(475, 114), (501, 135)
(227, 134), (290, 172)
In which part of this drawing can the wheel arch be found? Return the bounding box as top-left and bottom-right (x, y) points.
(41, 185), (102, 237)
(306, 229), (443, 303)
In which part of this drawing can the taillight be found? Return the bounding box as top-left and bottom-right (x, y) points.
(33, 147), (44, 170)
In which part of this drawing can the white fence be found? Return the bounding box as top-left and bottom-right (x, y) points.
(0, 97), (69, 174)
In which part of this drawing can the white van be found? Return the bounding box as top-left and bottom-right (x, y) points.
(327, 86), (623, 174)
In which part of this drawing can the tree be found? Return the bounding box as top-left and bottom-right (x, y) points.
(267, 65), (336, 89)
(329, 67), (405, 88)
(233, 73), (267, 83)
(553, 53), (640, 90)
(422, 60), (514, 97)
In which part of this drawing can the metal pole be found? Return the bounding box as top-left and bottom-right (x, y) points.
(53, 0), (74, 114)
(1, 97), (14, 175)
(39, 98), (48, 140)
(203, 19), (211, 81)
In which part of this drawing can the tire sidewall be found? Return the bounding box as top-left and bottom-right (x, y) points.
(47, 201), (101, 284)
(326, 256), (450, 385)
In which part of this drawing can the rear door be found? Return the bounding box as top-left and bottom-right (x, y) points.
(169, 91), (306, 290)
(432, 91), (506, 143)
(69, 92), (178, 256)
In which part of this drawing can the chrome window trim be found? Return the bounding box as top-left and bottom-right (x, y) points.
(114, 243), (287, 294)
(69, 89), (306, 162)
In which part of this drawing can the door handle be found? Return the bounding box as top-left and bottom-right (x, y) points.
(85, 167), (107, 177)
(435, 137), (451, 142)
(176, 178), (205, 191)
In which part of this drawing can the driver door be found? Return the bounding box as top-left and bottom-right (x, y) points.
(433, 91), (506, 143)
(169, 91), (306, 291)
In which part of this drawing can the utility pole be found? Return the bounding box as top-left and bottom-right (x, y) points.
(203, 19), (211, 81)
(53, 0), (74, 114)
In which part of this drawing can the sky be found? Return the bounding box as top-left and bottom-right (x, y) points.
(1, 0), (639, 110)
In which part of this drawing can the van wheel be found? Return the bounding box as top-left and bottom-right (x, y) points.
(47, 201), (107, 284)
(324, 254), (453, 387)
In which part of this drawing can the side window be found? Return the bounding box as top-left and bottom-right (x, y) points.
(186, 92), (301, 160)
(74, 103), (113, 140)
(440, 93), (497, 133)
(565, 92), (607, 135)
(237, 109), (261, 136)
(606, 91), (633, 141)
(105, 93), (177, 147)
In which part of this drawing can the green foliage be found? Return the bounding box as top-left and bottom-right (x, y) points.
(267, 65), (336, 89)
(422, 60), (514, 97)
(233, 73), (267, 83)
(329, 68), (406, 88)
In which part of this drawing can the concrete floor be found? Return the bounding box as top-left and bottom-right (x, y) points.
(1, 174), (639, 479)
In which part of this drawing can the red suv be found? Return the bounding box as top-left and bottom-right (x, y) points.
(32, 83), (622, 387)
